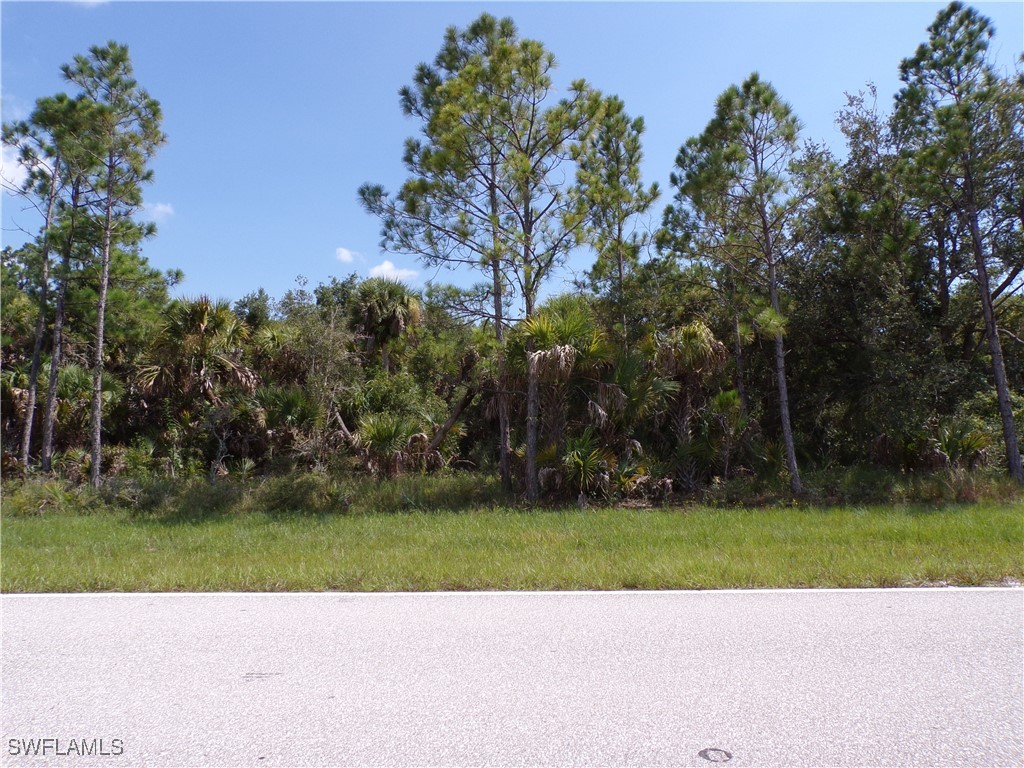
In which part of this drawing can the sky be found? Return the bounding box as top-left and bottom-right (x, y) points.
(2, 1), (1022, 307)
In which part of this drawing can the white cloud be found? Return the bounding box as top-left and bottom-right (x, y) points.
(1, 144), (30, 193)
(369, 260), (418, 281)
(336, 247), (357, 264)
(142, 202), (174, 222)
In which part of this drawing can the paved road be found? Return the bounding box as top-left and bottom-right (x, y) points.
(1, 590), (1021, 767)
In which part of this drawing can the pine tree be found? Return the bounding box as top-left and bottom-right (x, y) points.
(360, 15), (519, 490)
(361, 15), (602, 499)
(664, 73), (816, 495)
(895, 2), (1023, 483)
(2, 97), (68, 468)
(573, 96), (659, 349)
(62, 42), (164, 487)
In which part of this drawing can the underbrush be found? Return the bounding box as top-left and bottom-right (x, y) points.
(697, 465), (1022, 507)
(1, 465), (1019, 521)
(1, 471), (509, 521)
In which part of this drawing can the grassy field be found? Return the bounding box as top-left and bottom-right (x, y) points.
(2, 483), (1021, 591)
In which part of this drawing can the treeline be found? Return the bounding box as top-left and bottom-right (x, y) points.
(2, 3), (1022, 501)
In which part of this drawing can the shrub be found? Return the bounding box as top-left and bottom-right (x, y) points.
(53, 448), (90, 484)
(933, 418), (989, 469)
(121, 476), (242, 521)
(2, 479), (97, 516)
(253, 473), (349, 514)
(348, 472), (506, 514)
(355, 412), (420, 478)
(561, 428), (615, 499)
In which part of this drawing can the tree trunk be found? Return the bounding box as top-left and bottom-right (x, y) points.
(492, 258), (511, 493)
(965, 189), (1023, 484)
(733, 314), (749, 415)
(497, 364), (512, 492)
(523, 217), (540, 501)
(428, 387), (476, 453)
(89, 157), (116, 489)
(768, 259), (802, 496)
(40, 181), (80, 473)
(935, 221), (954, 348)
(20, 163), (61, 468)
(525, 346), (540, 501)
(674, 385), (693, 445)
(756, 169), (801, 495)
(616, 222), (627, 351)
(489, 165), (512, 493)
(40, 266), (68, 475)
(331, 409), (356, 448)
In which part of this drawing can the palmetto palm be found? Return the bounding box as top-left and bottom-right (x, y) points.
(55, 363), (123, 448)
(348, 278), (421, 373)
(590, 349), (679, 454)
(138, 295), (258, 406)
(513, 295), (613, 451)
(515, 296), (612, 381)
(655, 320), (727, 445)
(355, 411), (420, 478)
(707, 388), (752, 480)
(5, 363), (123, 452)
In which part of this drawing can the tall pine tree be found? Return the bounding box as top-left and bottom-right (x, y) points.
(664, 73), (815, 495)
(895, 3), (1023, 483)
(62, 42), (164, 487)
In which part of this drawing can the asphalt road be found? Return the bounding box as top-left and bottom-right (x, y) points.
(2, 589), (1021, 767)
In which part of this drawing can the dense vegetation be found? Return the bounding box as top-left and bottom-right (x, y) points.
(3, 4), (1022, 507)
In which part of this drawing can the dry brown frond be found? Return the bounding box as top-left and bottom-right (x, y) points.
(531, 344), (577, 383)
(597, 382), (627, 415)
(587, 400), (609, 429)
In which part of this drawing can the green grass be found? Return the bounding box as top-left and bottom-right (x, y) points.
(2, 492), (1021, 591)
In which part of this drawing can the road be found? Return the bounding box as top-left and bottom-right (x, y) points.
(2, 589), (1021, 767)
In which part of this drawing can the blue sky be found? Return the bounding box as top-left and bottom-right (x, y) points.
(3, 1), (1022, 307)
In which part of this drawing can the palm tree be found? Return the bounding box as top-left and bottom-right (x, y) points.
(254, 384), (323, 454)
(590, 349), (679, 456)
(515, 295), (613, 451)
(348, 278), (421, 373)
(138, 295), (258, 406)
(655, 320), (727, 445)
(355, 411), (420, 478)
(14, 363), (123, 462)
(509, 296), (616, 497)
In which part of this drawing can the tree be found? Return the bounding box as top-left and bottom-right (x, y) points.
(2, 98), (68, 469)
(138, 296), (258, 477)
(434, 31), (602, 499)
(655, 321), (727, 449)
(895, 2), (1023, 483)
(62, 41), (164, 487)
(139, 296), (257, 408)
(362, 15), (602, 499)
(511, 294), (612, 455)
(347, 277), (421, 373)
(573, 96), (659, 348)
(664, 73), (814, 495)
(360, 14), (520, 491)
(783, 86), (973, 465)
(30, 96), (103, 473)
(233, 288), (275, 330)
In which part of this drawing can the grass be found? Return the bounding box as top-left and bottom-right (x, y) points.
(1, 474), (1021, 591)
